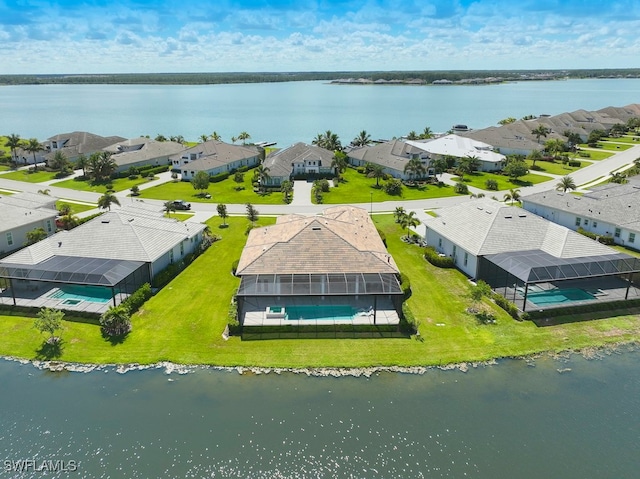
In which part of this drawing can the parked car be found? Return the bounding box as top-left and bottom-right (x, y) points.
(171, 200), (191, 210)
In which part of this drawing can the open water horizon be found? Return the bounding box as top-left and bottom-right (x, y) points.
(1, 79), (639, 147)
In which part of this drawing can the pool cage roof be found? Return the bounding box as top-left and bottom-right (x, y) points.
(237, 272), (403, 297)
(0, 255), (146, 287)
(483, 249), (640, 284)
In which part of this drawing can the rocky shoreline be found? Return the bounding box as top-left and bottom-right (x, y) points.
(3, 341), (637, 377)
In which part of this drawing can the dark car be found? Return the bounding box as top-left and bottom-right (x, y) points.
(171, 200), (191, 210)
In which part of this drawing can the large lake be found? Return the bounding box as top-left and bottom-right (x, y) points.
(1, 352), (639, 479)
(1, 79), (639, 146)
(1, 79), (640, 478)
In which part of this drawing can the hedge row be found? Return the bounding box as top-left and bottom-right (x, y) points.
(120, 283), (153, 314)
(491, 292), (520, 320)
(424, 247), (455, 268)
(524, 297), (640, 320)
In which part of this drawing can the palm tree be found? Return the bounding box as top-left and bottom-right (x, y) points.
(351, 130), (372, 147)
(5, 133), (22, 165)
(231, 136), (237, 144)
(88, 152), (117, 183)
(217, 203), (228, 226)
(199, 134), (209, 143)
(544, 138), (566, 160)
(531, 125), (551, 144)
(367, 163), (386, 187)
(254, 164), (271, 192)
(76, 154), (89, 177)
(280, 180), (293, 203)
(100, 305), (132, 336)
(210, 131), (222, 141)
(49, 151), (71, 174)
(431, 158), (447, 179)
(563, 131), (582, 150)
(238, 131), (251, 145)
(527, 149), (544, 168)
(419, 126), (434, 139)
(556, 175), (577, 193)
(24, 138), (43, 171)
(403, 157), (426, 180)
(399, 210), (419, 238)
(393, 206), (406, 223)
(164, 201), (176, 217)
(98, 191), (120, 211)
(406, 131), (419, 140)
(331, 152), (348, 179)
(609, 171), (628, 184)
(312, 130), (342, 151)
(503, 188), (521, 205)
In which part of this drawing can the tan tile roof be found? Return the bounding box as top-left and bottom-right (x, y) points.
(237, 206), (399, 275)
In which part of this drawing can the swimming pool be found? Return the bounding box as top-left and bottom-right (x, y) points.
(284, 305), (357, 321)
(48, 285), (113, 304)
(526, 288), (596, 306)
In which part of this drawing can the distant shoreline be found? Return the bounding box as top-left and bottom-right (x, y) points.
(1, 69), (640, 86)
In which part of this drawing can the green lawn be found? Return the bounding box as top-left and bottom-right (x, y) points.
(0, 164), (10, 172)
(575, 149), (614, 161)
(581, 142), (633, 152)
(606, 135), (640, 144)
(1, 169), (59, 183)
(138, 177), (287, 205)
(165, 212), (195, 221)
(55, 201), (97, 214)
(53, 176), (156, 194)
(320, 168), (460, 204)
(452, 170), (551, 191)
(527, 159), (584, 176)
(610, 244), (640, 258)
(1, 215), (639, 367)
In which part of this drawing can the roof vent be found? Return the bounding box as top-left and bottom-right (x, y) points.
(101, 220), (110, 224)
(58, 242), (62, 247)
(485, 210), (492, 214)
(504, 215), (512, 219)
(519, 214), (526, 218)
(312, 226), (321, 231)
(477, 206), (483, 210)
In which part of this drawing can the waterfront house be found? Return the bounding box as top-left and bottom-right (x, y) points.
(407, 135), (506, 172)
(521, 181), (640, 249)
(0, 192), (58, 256)
(44, 131), (126, 164)
(347, 139), (431, 179)
(262, 143), (336, 187)
(171, 141), (261, 181)
(0, 204), (206, 313)
(235, 206), (403, 327)
(420, 199), (640, 312)
(104, 137), (186, 173)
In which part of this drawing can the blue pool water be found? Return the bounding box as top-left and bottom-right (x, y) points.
(48, 285), (113, 304)
(526, 288), (596, 306)
(285, 305), (356, 321)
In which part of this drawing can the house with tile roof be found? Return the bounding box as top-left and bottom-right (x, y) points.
(0, 192), (58, 256)
(262, 143), (336, 186)
(421, 199), (640, 311)
(170, 140), (261, 181)
(0, 204), (207, 313)
(235, 206), (404, 326)
(44, 131), (126, 164)
(104, 137), (186, 173)
(521, 180), (640, 249)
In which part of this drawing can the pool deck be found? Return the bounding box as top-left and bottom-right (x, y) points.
(0, 284), (123, 315)
(242, 297), (400, 326)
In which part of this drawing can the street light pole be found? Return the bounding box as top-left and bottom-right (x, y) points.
(370, 192), (373, 215)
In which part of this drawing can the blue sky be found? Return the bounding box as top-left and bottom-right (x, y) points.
(1, 0), (638, 73)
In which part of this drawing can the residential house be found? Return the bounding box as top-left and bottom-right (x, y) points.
(0, 192), (58, 256)
(0, 204), (207, 312)
(104, 137), (186, 173)
(262, 143), (336, 186)
(347, 139), (431, 179)
(420, 199), (640, 311)
(171, 141), (261, 181)
(407, 134), (506, 172)
(44, 131), (126, 164)
(235, 206), (403, 326)
(521, 181), (640, 249)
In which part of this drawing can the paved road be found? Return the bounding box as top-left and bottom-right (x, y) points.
(1, 144), (639, 218)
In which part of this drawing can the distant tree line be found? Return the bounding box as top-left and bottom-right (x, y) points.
(1, 69), (639, 86)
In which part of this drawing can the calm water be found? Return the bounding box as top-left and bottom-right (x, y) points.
(1, 79), (639, 146)
(1, 353), (639, 478)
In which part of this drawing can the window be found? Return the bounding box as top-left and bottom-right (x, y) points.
(583, 219), (589, 226)
(464, 252), (468, 266)
(593, 221), (598, 228)
(438, 238), (442, 249)
(170, 250), (174, 264)
(615, 228), (621, 238)
(46, 220), (52, 233)
(6, 232), (13, 246)
(452, 244), (457, 259)
(575, 217), (581, 226)
(630, 233), (636, 244)
(180, 242), (184, 255)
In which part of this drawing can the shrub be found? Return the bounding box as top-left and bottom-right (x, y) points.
(356, 166), (366, 174)
(227, 296), (241, 335)
(568, 160), (581, 167)
(210, 171), (231, 183)
(314, 179), (330, 192)
(424, 246), (455, 268)
(577, 227), (597, 240)
(128, 174), (139, 180)
(598, 235), (615, 245)
(399, 272), (411, 298)
(400, 302), (419, 335)
(231, 259), (240, 276)
(491, 292), (520, 320)
(453, 181), (469, 194)
(100, 305), (132, 337)
(383, 178), (403, 196)
(475, 311), (497, 324)
(120, 283), (153, 314)
(485, 179), (498, 190)
(376, 227), (387, 246)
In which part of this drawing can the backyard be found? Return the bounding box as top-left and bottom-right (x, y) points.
(53, 175), (156, 194)
(451, 170), (550, 191)
(1, 215), (639, 367)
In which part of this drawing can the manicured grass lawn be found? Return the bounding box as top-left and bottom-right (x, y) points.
(0, 164), (10, 172)
(55, 200), (97, 214)
(452, 170), (550, 191)
(1, 169), (59, 183)
(610, 244), (640, 258)
(527, 159), (584, 176)
(607, 135), (640, 144)
(165, 212), (194, 221)
(1, 215), (639, 368)
(581, 142), (633, 152)
(575, 149), (614, 161)
(320, 168), (460, 204)
(53, 176), (155, 194)
(138, 177), (286, 205)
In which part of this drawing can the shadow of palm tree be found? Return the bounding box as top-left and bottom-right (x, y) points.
(101, 328), (130, 345)
(35, 339), (64, 360)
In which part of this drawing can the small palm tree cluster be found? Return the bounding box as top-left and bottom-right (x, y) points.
(406, 126), (434, 140)
(556, 175), (577, 193)
(403, 157), (427, 180)
(312, 130), (342, 151)
(100, 305), (132, 337)
(394, 207), (420, 239)
(351, 130), (372, 147)
(503, 188), (521, 205)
